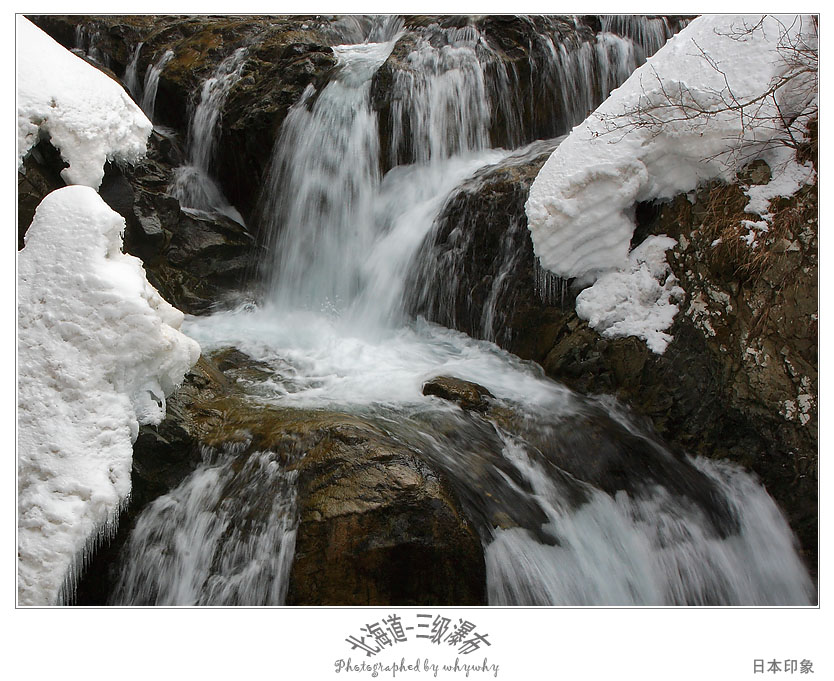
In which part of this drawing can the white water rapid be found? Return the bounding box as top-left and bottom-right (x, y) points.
(110, 18), (815, 606)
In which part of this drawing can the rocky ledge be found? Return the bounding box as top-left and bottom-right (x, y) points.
(412, 143), (818, 578)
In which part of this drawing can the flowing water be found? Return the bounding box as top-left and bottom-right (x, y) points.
(170, 47), (248, 224)
(123, 41), (144, 100)
(140, 49), (174, 123)
(110, 17), (814, 606)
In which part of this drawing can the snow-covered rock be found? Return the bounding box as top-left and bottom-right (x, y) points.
(525, 14), (817, 352)
(17, 186), (201, 606)
(16, 15), (152, 189)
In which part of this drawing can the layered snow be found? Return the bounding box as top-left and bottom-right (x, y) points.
(18, 186), (201, 606)
(525, 14), (816, 352)
(16, 16), (152, 188)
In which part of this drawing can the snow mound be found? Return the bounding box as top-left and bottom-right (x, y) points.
(575, 236), (684, 354)
(16, 16), (152, 188)
(526, 14), (817, 281)
(18, 186), (201, 605)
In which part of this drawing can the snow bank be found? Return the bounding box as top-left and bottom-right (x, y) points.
(18, 186), (201, 605)
(16, 16), (152, 188)
(526, 14), (816, 280)
(525, 14), (816, 352)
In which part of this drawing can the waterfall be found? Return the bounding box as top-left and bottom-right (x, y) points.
(140, 49), (174, 122)
(600, 15), (681, 57)
(258, 34), (404, 316)
(123, 41), (144, 100)
(404, 138), (562, 345)
(73, 23), (109, 68)
(170, 47), (247, 224)
(387, 25), (494, 166)
(112, 446), (297, 605)
(486, 429), (812, 605)
(107, 16), (814, 607)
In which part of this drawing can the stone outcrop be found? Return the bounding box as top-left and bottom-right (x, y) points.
(413, 145), (818, 577)
(22, 15), (342, 310)
(371, 16), (591, 172)
(73, 349), (486, 605)
(285, 417), (485, 605)
(26, 14), (338, 232)
(97, 132), (261, 313)
(408, 141), (557, 349)
(422, 375), (495, 412)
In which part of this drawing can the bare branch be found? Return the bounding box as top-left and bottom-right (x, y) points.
(591, 14), (818, 172)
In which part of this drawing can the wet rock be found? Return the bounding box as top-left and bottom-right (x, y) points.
(647, 181), (818, 575)
(75, 347), (486, 606)
(525, 404), (738, 537)
(418, 145), (817, 578)
(422, 375), (494, 412)
(73, 355), (232, 604)
(194, 399), (486, 606)
(29, 15), (338, 227)
(217, 23), (338, 221)
(285, 419), (486, 606)
(407, 141), (560, 351)
(130, 356), (232, 508)
(96, 133), (261, 314)
(371, 16), (588, 171)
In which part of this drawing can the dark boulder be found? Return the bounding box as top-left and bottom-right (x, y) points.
(17, 140), (67, 250)
(74, 347), (486, 606)
(407, 140), (560, 351)
(28, 15), (338, 227)
(422, 375), (494, 413)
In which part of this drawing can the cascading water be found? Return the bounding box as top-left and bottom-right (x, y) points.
(405, 138), (562, 346)
(123, 41), (144, 101)
(170, 47), (248, 224)
(109, 17), (815, 606)
(140, 49), (174, 122)
(259, 36), (403, 314)
(599, 15), (683, 58)
(111, 445), (298, 605)
(73, 23), (110, 68)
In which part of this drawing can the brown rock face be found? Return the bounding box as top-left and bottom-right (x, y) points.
(27, 15), (338, 229)
(74, 348), (486, 606)
(286, 420), (486, 605)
